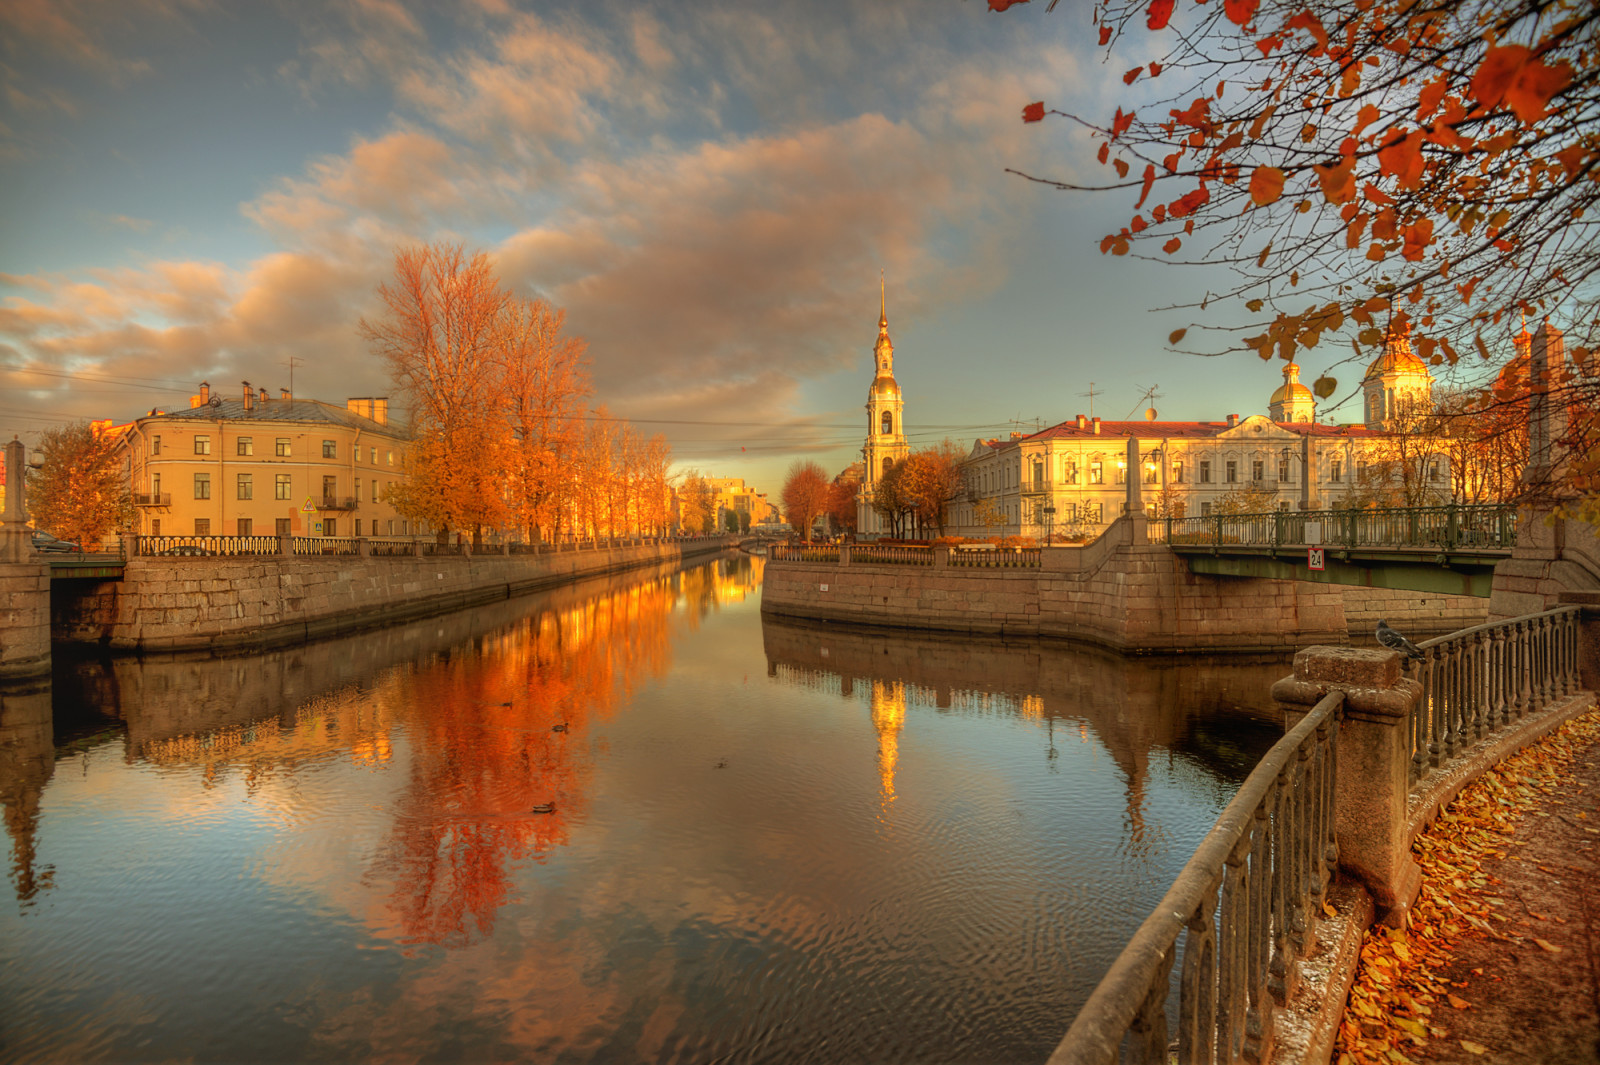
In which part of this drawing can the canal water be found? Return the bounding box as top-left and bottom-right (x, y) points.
(1, 553), (1291, 1063)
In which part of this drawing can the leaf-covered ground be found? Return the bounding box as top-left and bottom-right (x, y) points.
(1334, 702), (1600, 1065)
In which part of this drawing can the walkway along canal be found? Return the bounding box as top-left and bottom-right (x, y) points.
(5, 552), (1305, 1063)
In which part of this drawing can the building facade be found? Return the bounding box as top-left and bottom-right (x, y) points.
(122, 383), (413, 539)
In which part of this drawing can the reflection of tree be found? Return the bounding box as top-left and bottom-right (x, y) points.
(0, 684), (55, 905)
(371, 575), (688, 947)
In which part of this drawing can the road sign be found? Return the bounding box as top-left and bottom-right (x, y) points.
(1308, 546), (1326, 571)
(301, 497), (316, 513)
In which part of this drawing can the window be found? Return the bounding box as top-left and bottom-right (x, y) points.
(324, 518), (337, 537)
(276, 438), (291, 457)
(1200, 460), (1212, 484)
(1357, 461), (1369, 481)
(237, 437), (253, 456)
(1065, 460), (1078, 485)
(322, 440), (337, 459)
(1115, 463), (1126, 485)
(152, 435), (161, 456)
(882, 457), (892, 479)
(194, 473), (211, 499)
(237, 518), (252, 536)
(1201, 502), (1213, 516)
(194, 435), (211, 455)
(151, 519), (161, 536)
(355, 479), (363, 503)
(386, 451), (394, 466)
(370, 447), (377, 465)
(1226, 461), (1238, 483)
(371, 479), (378, 504)
(194, 518), (210, 535)
(355, 519), (362, 536)
(151, 473), (161, 496)
(1144, 463), (1157, 485)
(1429, 460), (1442, 482)
(1278, 457), (1290, 481)
(236, 473), (253, 500)
(1172, 461), (1185, 483)
(388, 519), (396, 535)
(1089, 460), (1104, 485)
(323, 475), (337, 504)
(275, 474), (291, 500)
(400, 520), (408, 534)
(1252, 460), (1264, 482)
(276, 518), (292, 537)
(1084, 502), (1103, 523)
(1331, 459), (1343, 482)
(880, 411), (892, 435)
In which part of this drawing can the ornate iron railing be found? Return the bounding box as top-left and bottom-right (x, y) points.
(1408, 605), (1582, 789)
(132, 492), (171, 507)
(771, 544), (841, 563)
(1156, 504), (1517, 552)
(366, 538), (416, 557)
(849, 545), (934, 566)
(949, 547), (1041, 568)
(1049, 691), (1342, 1065)
(135, 535), (280, 557)
(293, 536), (361, 556)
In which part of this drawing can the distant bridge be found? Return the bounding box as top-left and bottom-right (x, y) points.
(1153, 504), (1516, 597)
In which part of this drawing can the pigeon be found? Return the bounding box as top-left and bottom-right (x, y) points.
(1375, 619), (1425, 660)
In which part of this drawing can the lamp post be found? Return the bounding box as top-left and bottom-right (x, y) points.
(1041, 504), (1056, 546)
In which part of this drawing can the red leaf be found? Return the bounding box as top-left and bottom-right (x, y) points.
(1168, 185), (1210, 218)
(1248, 165), (1285, 206)
(1136, 163), (1157, 208)
(1255, 33), (1283, 56)
(1149, 61), (1162, 77)
(1170, 97), (1210, 129)
(1131, 215), (1148, 233)
(1224, 0), (1258, 26)
(1023, 100), (1046, 123)
(1284, 11), (1327, 55)
(1162, 152), (1182, 172)
(1362, 182), (1395, 206)
(1314, 157), (1356, 203)
(988, 0), (1030, 9)
(1113, 157), (1129, 178)
(1351, 103), (1380, 139)
(1099, 24), (1113, 46)
(1111, 107), (1136, 137)
(1098, 141), (1110, 164)
(1163, 237), (1182, 254)
(1124, 66), (1145, 85)
(1402, 218), (1433, 261)
(1417, 77), (1448, 121)
(1147, 0), (1174, 30)
(1378, 130), (1425, 189)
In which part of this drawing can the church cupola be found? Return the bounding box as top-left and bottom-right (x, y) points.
(1268, 362), (1317, 423)
(1362, 322), (1434, 429)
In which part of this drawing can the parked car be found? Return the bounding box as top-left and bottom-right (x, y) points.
(31, 530), (80, 553)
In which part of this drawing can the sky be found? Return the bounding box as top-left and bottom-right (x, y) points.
(1, 0), (1378, 494)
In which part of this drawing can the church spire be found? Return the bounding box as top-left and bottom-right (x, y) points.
(878, 270), (887, 333)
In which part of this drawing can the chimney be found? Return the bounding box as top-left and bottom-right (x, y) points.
(1227, 413), (1239, 428)
(1075, 413), (1087, 430)
(242, 381), (253, 411)
(259, 387), (269, 404)
(199, 381), (210, 403)
(1092, 417), (1101, 435)
(281, 388), (292, 403)
(373, 397), (388, 425)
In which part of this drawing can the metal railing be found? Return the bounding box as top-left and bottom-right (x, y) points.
(1408, 605), (1583, 789)
(132, 492), (171, 507)
(1050, 691), (1342, 1065)
(849, 545), (934, 566)
(949, 547), (1041, 568)
(771, 544), (841, 563)
(135, 535), (281, 557)
(1155, 504), (1517, 552)
(293, 536), (361, 556)
(367, 538), (416, 557)
(319, 496), (359, 511)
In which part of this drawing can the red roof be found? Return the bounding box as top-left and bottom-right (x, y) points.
(1016, 418), (1381, 442)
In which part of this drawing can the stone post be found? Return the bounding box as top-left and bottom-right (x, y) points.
(278, 532), (293, 558)
(357, 537), (370, 558)
(839, 545), (851, 566)
(1, 438), (29, 563)
(934, 546), (950, 568)
(1124, 436), (1147, 545)
(1272, 646), (1423, 925)
(412, 539), (424, 558)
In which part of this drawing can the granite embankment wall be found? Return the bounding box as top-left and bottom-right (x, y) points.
(54, 538), (735, 655)
(761, 525), (1484, 654)
(0, 562), (50, 679)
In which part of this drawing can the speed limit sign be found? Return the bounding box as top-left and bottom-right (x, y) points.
(1308, 547), (1326, 571)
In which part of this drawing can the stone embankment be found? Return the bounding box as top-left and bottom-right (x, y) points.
(49, 537), (735, 657)
(761, 521), (1484, 654)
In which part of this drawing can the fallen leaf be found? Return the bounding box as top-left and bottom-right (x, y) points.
(1460, 1040), (1488, 1055)
(1533, 938), (1563, 953)
(1447, 993), (1470, 1009)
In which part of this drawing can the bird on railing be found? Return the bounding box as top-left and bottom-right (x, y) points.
(1375, 620), (1425, 660)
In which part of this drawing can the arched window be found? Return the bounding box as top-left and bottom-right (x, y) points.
(881, 411), (893, 435)
(868, 411), (873, 432)
(882, 457), (893, 479)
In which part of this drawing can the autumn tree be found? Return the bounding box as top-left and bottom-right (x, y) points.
(1006, 0), (1600, 518)
(497, 296), (589, 543)
(781, 461), (830, 541)
(898, 440), (966, 536)
(872, 459), (914, 538)
(827, 469), (862, 537)
(677, 470), (716, 535)
(26, 421), (131, 545)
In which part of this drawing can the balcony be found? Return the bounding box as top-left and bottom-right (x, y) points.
(319, 496), (359, 511)
(133, 492), (172, 507)
(1019, 479), (1050, 494)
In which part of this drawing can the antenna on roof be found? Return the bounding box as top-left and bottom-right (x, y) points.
(1123, 384), (1163, 422)
(286, 356), (303, 407)
(1078, 382), (1099, 418)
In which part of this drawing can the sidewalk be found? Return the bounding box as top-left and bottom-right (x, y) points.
(1336, 703), (1600, 1065)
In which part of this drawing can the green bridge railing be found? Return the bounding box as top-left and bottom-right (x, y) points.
(1153, 504), (1517, 553)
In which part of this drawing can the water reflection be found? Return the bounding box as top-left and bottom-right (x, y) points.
(0, 682), (52, 904)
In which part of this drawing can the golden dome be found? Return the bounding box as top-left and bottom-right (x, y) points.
(1270, 362), (1314, 404)
(1365, 328), (1429, 377)
(871, 376), (901, 397)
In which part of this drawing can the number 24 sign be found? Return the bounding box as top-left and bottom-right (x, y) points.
(1307, 547), (1326, 571)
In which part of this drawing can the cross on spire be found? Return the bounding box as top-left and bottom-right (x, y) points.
(879, 269), (887, 332)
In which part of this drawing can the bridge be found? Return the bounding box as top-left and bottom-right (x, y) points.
(1152, 504), (1516, 597)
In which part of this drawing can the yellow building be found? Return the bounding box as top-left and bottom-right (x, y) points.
(122, 382), (414, 539)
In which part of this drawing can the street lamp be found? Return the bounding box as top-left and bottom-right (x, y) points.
(1041, 504), (1056, 546)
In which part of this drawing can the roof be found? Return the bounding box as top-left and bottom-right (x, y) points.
(1365, 331), (1429, 378)
(1015, 418), (1381, 443)
(151, 397), (409, 437)
(870, 376), (901, 397)
(1269, 382), (1315, 404)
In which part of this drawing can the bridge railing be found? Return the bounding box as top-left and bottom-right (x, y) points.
(949, 547), (1041, 568)
(293, 536), (362, 556)
(1156, 504), (1517, 552)
(771, 544), (841, 563)
(1049, 690), (1343, 1065)
(1408, 605), (1582, 789)
(849, 545), (934, 566)
(134, 535), (281, 557)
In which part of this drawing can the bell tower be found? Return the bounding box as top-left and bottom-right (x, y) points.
(858, 274), (909, 536)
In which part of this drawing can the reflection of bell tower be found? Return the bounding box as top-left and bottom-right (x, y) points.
(858, 274), (909, 537)
(869, 680), (906, 809)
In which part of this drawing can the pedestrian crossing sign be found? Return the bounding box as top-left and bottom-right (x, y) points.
(1307, 547), (1325, 571)
(301, 497), (316, 513)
